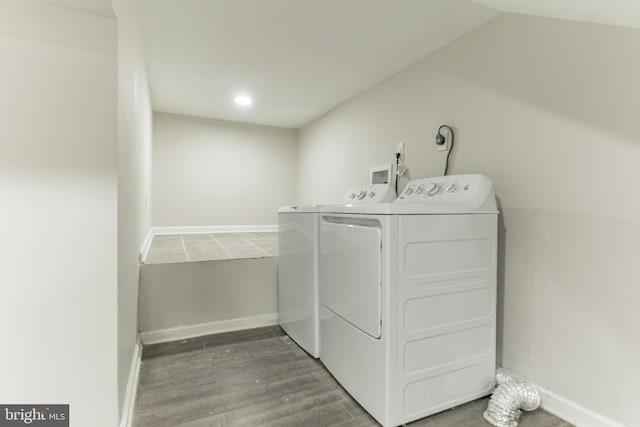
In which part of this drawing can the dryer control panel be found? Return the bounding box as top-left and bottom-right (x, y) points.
(340, 183), (396, 204)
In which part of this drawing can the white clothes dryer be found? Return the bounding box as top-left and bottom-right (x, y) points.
(319, 174), (498, 427)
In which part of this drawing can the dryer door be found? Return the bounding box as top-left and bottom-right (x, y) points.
(320, 216), (381, 339)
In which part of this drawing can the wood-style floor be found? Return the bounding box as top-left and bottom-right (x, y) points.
(133, 326), (572, 427)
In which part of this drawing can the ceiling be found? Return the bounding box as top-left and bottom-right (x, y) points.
(141, 0), (498, 128)
(473, 0), (640, 30)
(37, 0), (114, 17)
(38, 0), (640, 129)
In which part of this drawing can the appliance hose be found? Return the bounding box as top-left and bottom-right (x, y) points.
(483, 368), (541, 427)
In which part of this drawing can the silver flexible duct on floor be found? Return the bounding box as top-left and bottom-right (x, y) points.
(483, 368), (541, 427)
(495, 367), (514, 385)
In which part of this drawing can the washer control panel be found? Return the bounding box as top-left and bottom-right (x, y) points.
(396, 174), (490, 205)
(340, 183), (396, 204)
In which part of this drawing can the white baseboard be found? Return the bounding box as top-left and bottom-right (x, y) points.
(119, 338), (142, 427)
(536, 384), (626, 427)
(152, 225), (278, 235)
(139, 228), (154, 264)
(139, 313), (279, 345)
(498, 368), (625, 427)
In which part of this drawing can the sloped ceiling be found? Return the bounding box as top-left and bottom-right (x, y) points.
(36, 0), (114, 17)
(38, 0), (640, 129)
(471, 0), (640, 29)
(141, 0), (498, 128)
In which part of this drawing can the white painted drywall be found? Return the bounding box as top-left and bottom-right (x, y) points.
(152, 112), (297, 226)
(0, 1), (118, 426)
(113, 0), (153, 419)
(139, 258), (277, 333)
(296, 14), (640, 427)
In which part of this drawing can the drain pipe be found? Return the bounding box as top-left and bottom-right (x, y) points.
(483, 368), (541, 427)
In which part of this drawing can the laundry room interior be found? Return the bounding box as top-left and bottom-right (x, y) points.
(1, 1), (638, 427)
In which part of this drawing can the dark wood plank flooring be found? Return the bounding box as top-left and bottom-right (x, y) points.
(133, 326), (572, 427)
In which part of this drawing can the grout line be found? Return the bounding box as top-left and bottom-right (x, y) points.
(210, 234), (232, 259)
(245, 239), (271, 257)
(180, 235), (190, 262)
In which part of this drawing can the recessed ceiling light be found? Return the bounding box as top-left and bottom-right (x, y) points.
(234, 95), (252, 106)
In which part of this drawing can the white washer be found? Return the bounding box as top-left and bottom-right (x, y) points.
(278, 204), (323, 358)
(278, 184), (396, 359)
(319, 174), (498, 427)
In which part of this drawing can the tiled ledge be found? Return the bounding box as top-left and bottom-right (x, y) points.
(144, 232), (278, 264)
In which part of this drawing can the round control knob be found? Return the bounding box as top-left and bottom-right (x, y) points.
(368, 191), (375, 198)
(414, 186), (423, 195)
(357, 190), (366, 200)
(405, 186), (414, 195)
(446, 183), (457, 193)
(349, 193), (356, 199)
(426, 183), (441, 196)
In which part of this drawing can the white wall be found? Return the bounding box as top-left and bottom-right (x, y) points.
(153, 112), (297, 227)
(297, 14), (640, 427)
(0, 1), (118, 426)
(113, 0), (153, 419)
(139, 258), (277, 333)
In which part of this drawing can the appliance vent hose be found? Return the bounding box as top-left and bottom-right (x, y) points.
(483, 368), (541, 427)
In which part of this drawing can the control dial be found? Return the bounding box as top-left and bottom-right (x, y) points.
(357, 190), (366, 200)
(405, 186), (414, 195)
(368, 191), (375, 198)
(349, 193), (356, 199)
(414, 186), (423, 195)
(426, 183), (441, 196)
(446, 183), (457, 193)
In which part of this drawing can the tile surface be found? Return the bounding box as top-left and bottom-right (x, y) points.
(145, 232), (278, 264)
(146, 247), (188, 264)
(134, 327), (572, 427)
(152, 235), (184, 249)
(183, 240), (228, 262)
(182, 234), (217, 241)
(224, 245), (268, 259)
(212, 234), (252, 246)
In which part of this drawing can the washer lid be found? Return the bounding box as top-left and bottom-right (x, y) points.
(321, 174), (498, 215)
(278, 204), (325, 213)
